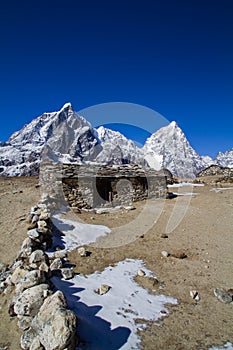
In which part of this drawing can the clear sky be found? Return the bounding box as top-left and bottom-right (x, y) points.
(0, 0), (232, 158)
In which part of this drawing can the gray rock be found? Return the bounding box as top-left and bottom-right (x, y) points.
(32, 291), (77, 350)
(50, 258), (63, 271)
(11, 266), (27, 285)
(161, 250), (169, 258)
(214, 288), (233, 303)
(17, 315), (33, 330)
(16, 270), (46, 292)
(95, 284), (111, 295)
(20, 327), (36, 350)
(61, 268), (74, 280)
(29, 250), (48, 266)
(14, 284), (50, 317)
(27, 229), (40, 240)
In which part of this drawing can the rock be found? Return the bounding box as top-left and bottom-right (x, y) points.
(36, 220), (48, 234)
(137, 269), (146, 277)
(50, 258), (63, 271)
(11, 267), (27, 285)
(20, 327), (36, 350)
(161, 250), (169, 258)
(95, 284), (111, 295)
(214, 288), (233, 303)
(61, 268), (74, 280)
(17, 315), (33, 330)
(39, 210), (50, 221)
(39, 262), (50, 273)
(31, 291), (77, 350)
(161, 234), (168, 239)
(27, 229), (41, 240)
(14, 284), (50, 317)
(30, 336), (44, 350)
(190, 290), (200, 301)
(16, 270), (46, 292)
(77, 247), (88, 257)
(171, 251), (187, 259)
(29, 250), (48, 267)
(21, 237), (39, 251)
(54, 251), (67, 259)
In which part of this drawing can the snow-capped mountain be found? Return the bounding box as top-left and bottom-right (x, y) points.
(143, 121), (213, 178)
(0, 103), (145, 176)
(95, 126), (146, 165)
(216, 149), (233, 168)
(1, 102), (231, 178)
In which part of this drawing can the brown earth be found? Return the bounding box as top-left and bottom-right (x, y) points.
(0, 177), (233, 349)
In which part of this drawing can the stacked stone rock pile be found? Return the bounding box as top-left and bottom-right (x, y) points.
(0, 201), (77, 350)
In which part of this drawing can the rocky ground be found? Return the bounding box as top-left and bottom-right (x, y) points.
(0, 176), (233, 349)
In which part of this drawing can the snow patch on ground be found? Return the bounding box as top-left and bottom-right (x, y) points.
(47, 214), (111, 256)
(210, 187), (233, 193)
(168, 182), (204, 188)
(52, 259), (178, 350)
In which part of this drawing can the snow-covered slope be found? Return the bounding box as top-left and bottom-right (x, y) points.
(1, 103), (230, 178)
(0, 103), (145, 176)
(143, 121), (214, 178)
(95, 126), (146, 165)
(216, 149), (233, 168)
(0, 103), (101, 176)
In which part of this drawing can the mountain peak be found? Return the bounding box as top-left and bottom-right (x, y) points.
(59, 102), (73, 112)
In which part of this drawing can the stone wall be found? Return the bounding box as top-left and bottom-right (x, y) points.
(196, 165), (233, 185)
(61, 164), (168, 210)
(0, 199), (78, 350)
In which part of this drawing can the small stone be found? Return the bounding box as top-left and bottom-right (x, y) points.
(190, 290), (200, 301)
(78, 247), (88, 257)
(95, 284), (111, 295)
(161, 250), (169, 258)
(61, 268), (74, 280)
(137, 269), (146, 277)
(27, 229), (40, 240)
(17, 315), (33, 330)
(214, 288), (233, 303)
(161, 234), (168, 239)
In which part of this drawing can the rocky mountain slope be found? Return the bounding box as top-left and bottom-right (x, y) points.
(0, 102), (231, 178)
(216, 149), (233, 168)
(143, 121), (213, 178)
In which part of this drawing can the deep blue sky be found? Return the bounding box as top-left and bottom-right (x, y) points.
(0, 0), (232, 157)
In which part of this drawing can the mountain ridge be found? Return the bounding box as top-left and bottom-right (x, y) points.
(0, 103), (232, 178)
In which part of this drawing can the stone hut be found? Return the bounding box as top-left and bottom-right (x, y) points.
(61, 164), (169, 209)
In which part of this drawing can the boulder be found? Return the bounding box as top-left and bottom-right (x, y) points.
(61, 268), (74, 280)
(11, 266), (27, 285)
(32, 291), (77, 350)
(16, 270), (46, 292)
(14, 284), (50, 317)
(29, 250), (48, 267)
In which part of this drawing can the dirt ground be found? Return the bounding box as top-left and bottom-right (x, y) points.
(0, 176), (233, 349)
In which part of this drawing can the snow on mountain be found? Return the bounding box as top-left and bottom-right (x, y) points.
(1, 103), (230, 178)
(216, 149), (233, 168)
(95, 126), (146, 165)
(143, 121), (214, 178)
(0, 103), (145, 176)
